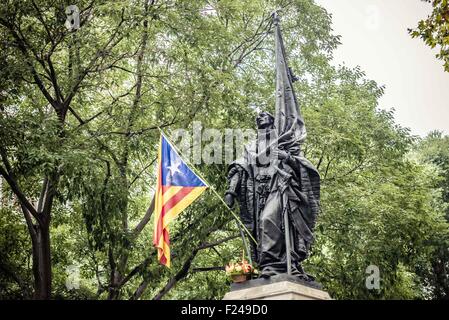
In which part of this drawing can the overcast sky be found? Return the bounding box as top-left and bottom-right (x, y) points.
(315, 0), (449, 137)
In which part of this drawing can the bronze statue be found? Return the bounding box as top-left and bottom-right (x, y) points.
(224, 14), (320, 280)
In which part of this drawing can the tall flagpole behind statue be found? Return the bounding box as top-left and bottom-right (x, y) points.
(273, 12), (307, 144)
(273, 12), (307, 276)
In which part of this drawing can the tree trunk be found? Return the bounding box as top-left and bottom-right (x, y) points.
(31, 220), (52, 300)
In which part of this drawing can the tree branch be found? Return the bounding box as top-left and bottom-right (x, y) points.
(198, 235), (239, 250)
(191, 266), (225, 273)
(63, 8), (127, 110)
(152, 248), (200, 300)
(0, 165), (39, 222)
(133, 196), (155, 235)
(0, 18), (57, 110)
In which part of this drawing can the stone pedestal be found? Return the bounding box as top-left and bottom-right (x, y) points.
(223, 274), (331, 300)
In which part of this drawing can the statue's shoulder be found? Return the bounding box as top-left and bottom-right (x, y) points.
(228, 141), (257, 172)
(228, 159), (250, 173)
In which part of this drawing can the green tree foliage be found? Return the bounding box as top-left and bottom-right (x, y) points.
(0, 205), (33, 299)
(412, 132), (449, 299)
(0, 0), (447, 300)
(410, 0), (449, 71)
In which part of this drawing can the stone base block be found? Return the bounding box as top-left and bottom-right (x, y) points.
(223, 274), (331, 300)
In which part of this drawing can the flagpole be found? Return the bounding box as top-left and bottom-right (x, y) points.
(273, 12), (293, 276)
(157, 128), (258, 248)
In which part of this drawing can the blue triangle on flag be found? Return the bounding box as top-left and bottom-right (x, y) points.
(160, 135), (207, 187)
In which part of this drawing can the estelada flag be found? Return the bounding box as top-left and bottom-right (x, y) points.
(153, 133), (208, 267)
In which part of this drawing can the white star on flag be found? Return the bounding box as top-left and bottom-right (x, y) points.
(167, 158), (183, 183)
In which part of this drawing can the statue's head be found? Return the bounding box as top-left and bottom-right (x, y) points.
(256, 111), (274, 129)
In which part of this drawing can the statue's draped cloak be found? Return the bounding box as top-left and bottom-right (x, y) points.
(227, 138), (320, 272)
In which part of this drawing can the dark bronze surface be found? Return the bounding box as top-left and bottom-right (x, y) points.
(225, 14), (320, 281)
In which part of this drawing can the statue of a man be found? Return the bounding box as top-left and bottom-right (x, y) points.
(224, 110), (320, 280)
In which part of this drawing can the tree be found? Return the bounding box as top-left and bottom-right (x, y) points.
(0, 0), (152, 298)
(410, 0), (449, 72)
(413, 132), (449, 299)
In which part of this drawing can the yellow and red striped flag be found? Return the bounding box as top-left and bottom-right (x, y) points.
(153, 133), (208, 267)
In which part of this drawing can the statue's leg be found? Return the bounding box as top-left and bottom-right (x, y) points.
(289, 205), (316, 281)
(258, 193), (286, 277)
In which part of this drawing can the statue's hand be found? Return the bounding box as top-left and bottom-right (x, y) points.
(224, 193), (235, 208)
(272, 148), (290, 161)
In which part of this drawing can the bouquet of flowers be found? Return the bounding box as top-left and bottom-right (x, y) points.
(225, 259), (259, 282)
